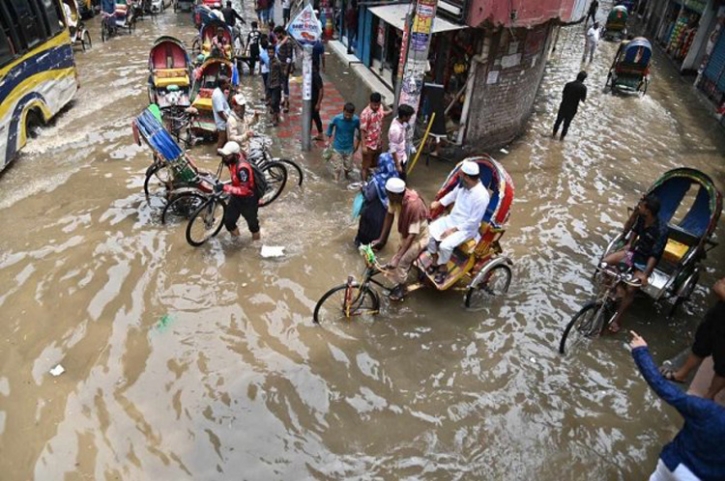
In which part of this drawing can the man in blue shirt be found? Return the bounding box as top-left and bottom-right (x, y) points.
(326, 102), (360, 181)
(630, 331), (725, 481)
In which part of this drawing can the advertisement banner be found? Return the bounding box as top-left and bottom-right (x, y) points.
(287, 5), (322, 46)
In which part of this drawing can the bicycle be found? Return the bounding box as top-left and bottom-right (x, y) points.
(161, 104), (199, 149)
(559, 261), (642, 355)
(313, 245), (388, 324)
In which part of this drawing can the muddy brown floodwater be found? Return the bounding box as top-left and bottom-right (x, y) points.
(1, 5), (725, 480)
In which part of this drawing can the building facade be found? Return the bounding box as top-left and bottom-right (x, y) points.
(338, 0), (582, 149)
(643, 0), (725, 123)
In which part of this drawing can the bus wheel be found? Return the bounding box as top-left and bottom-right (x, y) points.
(25, 111), (42, 140)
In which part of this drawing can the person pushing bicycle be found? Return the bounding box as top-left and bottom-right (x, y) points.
(602, 194), (668, 333)
(217, 141), (261, 241)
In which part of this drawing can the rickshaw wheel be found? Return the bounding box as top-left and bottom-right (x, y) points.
(162, 191), (207, 224)
(81, 30), (92, 51)
(464, 264), (512, 309)
(668, 268), (699, 318)
(638, 79), (648, 97)
(559, 302), (602, 355)
(313, 284), (380, 324)
(144, 163), (171, 205)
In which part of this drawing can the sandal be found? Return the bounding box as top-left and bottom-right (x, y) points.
(659, 367), (684, 383)
(434, 271), (447, 285)
(389, 285), (407, 302)
(426, 264), (438, 275)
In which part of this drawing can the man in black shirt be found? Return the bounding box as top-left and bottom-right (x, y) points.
(553, 71), (587, 140)
(586, 0), (598, 25)
(222, 1), (246, 27)
(603, 195), (668, 332)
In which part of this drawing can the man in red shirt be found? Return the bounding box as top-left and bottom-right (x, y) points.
(217, 141), (261, 240)
(359, 92), (392, 182)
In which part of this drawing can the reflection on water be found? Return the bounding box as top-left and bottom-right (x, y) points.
(1, 7), (724, 480)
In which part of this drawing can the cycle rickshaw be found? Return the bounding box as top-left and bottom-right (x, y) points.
(605, 37), (652, 96)
(603, 5), (628, 41)
(147, 36), (192, 109)
(101, 0), (137, 41)
(313, 156), (515, 324)
(559, 168), (722, 354)
(63, 0), (93, 51)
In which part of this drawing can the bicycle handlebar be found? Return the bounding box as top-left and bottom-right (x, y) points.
(598, 262), (642, 287)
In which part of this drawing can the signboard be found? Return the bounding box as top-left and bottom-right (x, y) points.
(287, 5), (322, 46)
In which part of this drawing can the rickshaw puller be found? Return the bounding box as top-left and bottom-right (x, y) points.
(427, 161), (489, 284)
(372, 178), (429, 301)
(603, 194), (667, 333)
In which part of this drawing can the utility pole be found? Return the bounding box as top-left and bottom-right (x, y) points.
(395, 0), (437, 124)
(300, 0), (314, 152)
(288, 4), (319, 152)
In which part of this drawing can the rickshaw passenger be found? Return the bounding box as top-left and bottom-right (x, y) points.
(603, 194), (668, 333)
(372, 178), (429, 301)
(427, 161), (489, 284)
(63, 2), (77, 31)
(211, 27), (229, 57)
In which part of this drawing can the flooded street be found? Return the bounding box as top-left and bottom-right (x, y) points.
(1, 6), (725, 479)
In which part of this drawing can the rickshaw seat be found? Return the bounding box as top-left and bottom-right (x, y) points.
(155, 68), (188, 78)
(615, 63), (646, 76)
(156, 77), (190, 88)
(192, 97), (213, 110)
(456, 222), (505, 257)
(662, 224), (700, 263)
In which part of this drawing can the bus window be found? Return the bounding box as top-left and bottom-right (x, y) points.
(38, 0), (63, 37)
(0, 29), (14, 66)
(7, 0), (45, 50)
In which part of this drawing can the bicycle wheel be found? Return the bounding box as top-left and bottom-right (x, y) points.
(464, 264), (512, 309)
(276, 158), (304, 186)
(82, 30), (92, 51)
(144, 163), (171, 204)
(161, 191), (207, 224)
(559, 302), (603, 355)
(186, 197), (226, 246)
(259, 161), (288, 207)
(313, 284), (380, 324)
(191, 37), (201, 57)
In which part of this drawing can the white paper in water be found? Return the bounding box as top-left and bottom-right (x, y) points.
(261, 245), (285, 258)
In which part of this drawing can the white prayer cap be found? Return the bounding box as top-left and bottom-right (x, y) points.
(385, 177), (406, 194)
(461, 160), (480, 176)
(218, 141), (241, 156)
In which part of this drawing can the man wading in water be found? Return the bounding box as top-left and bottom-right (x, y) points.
(552, 71), (587, 141)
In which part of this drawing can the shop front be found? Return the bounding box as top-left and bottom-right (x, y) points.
(656, 0), (709, 66)
(697, 5), (725, 119)
(349, 2), (471, 139)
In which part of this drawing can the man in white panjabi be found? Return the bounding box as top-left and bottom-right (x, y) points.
(427, 160), (489, 284)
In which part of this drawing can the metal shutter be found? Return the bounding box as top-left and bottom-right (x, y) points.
(703, 28), (725, 91)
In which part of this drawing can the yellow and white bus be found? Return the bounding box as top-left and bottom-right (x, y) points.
(0, 0), (79, 173)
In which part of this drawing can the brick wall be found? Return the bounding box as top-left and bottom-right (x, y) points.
(465, 22), (553, 149)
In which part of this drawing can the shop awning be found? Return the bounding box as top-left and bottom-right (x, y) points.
(368, 4), (467, 34)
